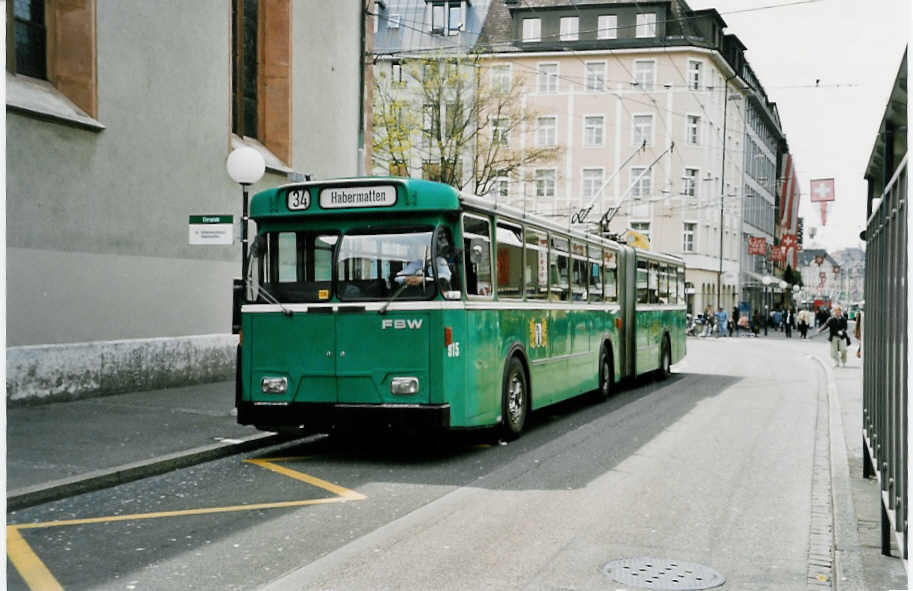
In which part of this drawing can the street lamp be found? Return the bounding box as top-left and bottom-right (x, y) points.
(226, 146), (266, 291)
(761, 275), (774, 335)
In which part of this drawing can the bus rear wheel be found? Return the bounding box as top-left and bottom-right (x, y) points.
(594, 345), (613, 402)
(658, 336), (672, 380)
(500, 356), (528, 440)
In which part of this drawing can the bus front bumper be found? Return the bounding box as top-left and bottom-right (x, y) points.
(237, 402), (451, 433)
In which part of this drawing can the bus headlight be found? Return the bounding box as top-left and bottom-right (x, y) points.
(390, 377), (419, 395)
(261, 376), (288, 394)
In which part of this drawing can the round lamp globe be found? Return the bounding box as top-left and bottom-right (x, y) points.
(226, 146), (266, 185)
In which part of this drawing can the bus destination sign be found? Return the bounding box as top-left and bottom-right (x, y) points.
(319, 185), (396, 209)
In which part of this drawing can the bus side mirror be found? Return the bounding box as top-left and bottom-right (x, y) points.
(232, 278), (243, 334)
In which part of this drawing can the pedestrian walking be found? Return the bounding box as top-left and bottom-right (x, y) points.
(732, 306), (740, 337)
(818, 306), (849, 367)
(751, 310), (761, 337)
(784, 307), (794, 338)
(701, 304), (714, 337)
(716, 307), (728, 338)
(797, 308), (809, 339)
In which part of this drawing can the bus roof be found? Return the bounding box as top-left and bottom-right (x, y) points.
(249, 177), (460, 218)
(249, 176), (683, 266)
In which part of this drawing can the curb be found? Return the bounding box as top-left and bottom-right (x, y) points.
(7, 431), (295, 511)
(810, 354), (866, 590)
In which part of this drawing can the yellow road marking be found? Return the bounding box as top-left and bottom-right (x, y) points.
(7, 527), (64, 591)
(244, 458), (366, 500)
(8, 457), (365, 590)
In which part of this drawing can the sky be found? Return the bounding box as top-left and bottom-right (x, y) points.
(686, 0), (910, 252)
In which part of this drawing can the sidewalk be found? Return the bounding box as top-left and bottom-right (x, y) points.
(827, 348), (908, 590)
(6, 381), (288, 510)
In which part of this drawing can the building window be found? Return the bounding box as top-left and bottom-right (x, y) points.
(631, 221), (651, 243)
(584, 115), (604, 146)
(448, 2), (462, 35)
(14, 0), (47, 79)
(597, 15), (617, 40)
(636, 13), (656, 38)
(491, 175), (510, 199)
(632, 114), (653, 147)
(630, 166), (652, 199)
(536, 116), (557, 147)
(491, 117), (510, 147)
(585, 61), (606, 92)
(391, 62), (405, 85)
(491, 64), (511, 93)
(232, 0), (291, 162)
(682, 167), (699, 197)
(686, 115), (701, 145)
(687, 60), (703, 91)
(559, 16), (579, 41)
(683, 223), (696, 252)
(233, 0), (260, 140)
(522, 18), (541, 42)
(633, 60), (655, 90)
(535, 169), (556, 198)
(537, 63), (558, 93)
(423, 103), (440, 145)
(431, 3), (445, 33)
(582, 168), (604, 200)
(388, 13), (401, 28)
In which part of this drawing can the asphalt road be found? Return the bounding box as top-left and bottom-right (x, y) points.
(8, 337), (827, 591)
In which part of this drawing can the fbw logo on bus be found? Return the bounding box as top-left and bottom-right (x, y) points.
(381, 319), (424, 330)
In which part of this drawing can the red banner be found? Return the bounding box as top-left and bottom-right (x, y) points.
(748, 236), (767, 255)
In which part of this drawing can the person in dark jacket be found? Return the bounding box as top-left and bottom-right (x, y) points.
(818, 306), (849, 367)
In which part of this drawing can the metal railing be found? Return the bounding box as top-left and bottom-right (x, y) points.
(862, 152), (908, 560)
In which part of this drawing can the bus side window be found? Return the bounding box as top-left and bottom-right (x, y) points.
(648, 261), (660, 304)
(524, 227), (547, 300)
(571, 255), (588, 301)
(463, 214), (492, 297)
(658, 264), (669, 304)
(677, 267), (686, 304)
(636, 259), (649, 304)
(604, 249), (617, 303)
(435, 226), (461, 300)
(588, 244), (603, 302)
(550, 235), (570, 302)
(496, 223), (523, 299)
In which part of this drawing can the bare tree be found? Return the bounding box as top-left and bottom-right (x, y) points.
(372, 53), (561, 196)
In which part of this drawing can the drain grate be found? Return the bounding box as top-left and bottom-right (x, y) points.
(602, 557), (725, 590)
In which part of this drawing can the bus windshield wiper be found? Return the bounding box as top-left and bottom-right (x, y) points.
(253, 284), (293, 317)
(378, 277), (415, 315)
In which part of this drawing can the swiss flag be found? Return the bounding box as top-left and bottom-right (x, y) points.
(810, 178), (835, 203)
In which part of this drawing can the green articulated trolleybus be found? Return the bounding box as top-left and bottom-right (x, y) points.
(235, 177), (686, 439)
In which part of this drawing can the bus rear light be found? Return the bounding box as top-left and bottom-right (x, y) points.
(444, 327), (453, 346)
(615, 317), (622, 330)
(261, 376), (288, 394)
(391, 377), (419, 395)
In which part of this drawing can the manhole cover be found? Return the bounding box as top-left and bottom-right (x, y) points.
(602, 557), (725, 590)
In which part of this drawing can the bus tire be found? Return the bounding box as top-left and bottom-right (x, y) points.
(500, 356), (528, 440)
(594, 344), (614, 402)
(658, 335), (672, 380)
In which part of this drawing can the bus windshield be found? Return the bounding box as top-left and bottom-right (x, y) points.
(256, 231), (337, 303)
(337, 228), (438, 301)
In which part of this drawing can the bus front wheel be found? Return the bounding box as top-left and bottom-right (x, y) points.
(500, 356), (528, 440)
